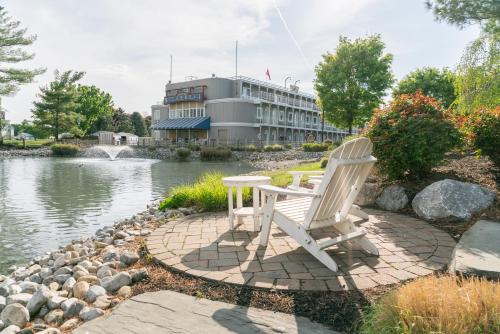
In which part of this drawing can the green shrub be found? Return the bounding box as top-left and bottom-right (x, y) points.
(285, 143), (292, 149)
(244, 144), (257, 152)
(168, 145), (176, 152)
(302, 143), (329, 152)
(187, 143), (201, 151)
(360, 275), (500, 334)
(159, 172), (250, 211)
(263, 144), (283, 152)
(453, 106), (500, 164)
(320, 158), (328, 168)
(147, 146), (157, 151)
(200, 147), (232, 160)
(366, 92), (460, 180)
(175, 147), (191, 160)
(324, 139), (333, 145)
(51, 144), (79, 157)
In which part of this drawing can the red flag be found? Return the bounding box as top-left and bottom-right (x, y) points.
(265, 68), (271, 80)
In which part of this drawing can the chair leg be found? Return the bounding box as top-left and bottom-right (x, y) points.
(335, 217), (379, 256)
(349, 205), (369, 220)
(272, 214), (339, 272)
(259, 195), (275, 247)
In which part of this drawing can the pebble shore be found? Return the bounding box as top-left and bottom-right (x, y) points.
(0, 204), (196, 334)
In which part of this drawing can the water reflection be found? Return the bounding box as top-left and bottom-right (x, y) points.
(0, 158), (253, 272)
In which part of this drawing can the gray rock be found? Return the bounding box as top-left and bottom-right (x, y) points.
(0, 325), (20, 334)
(61, 277), (76, 292)
(0, 320), (3, 331)
(79, 307), (104, 322)
(44, 309), (64, 326)
(6, 287), (20, 297)
(52, 255), (68, 269)
(6, 294), (32, 307)
(72, 281), (89, 300)
(26, 286), (51, 316)
(38, 305), (50, 318)
(38, 328), (60, 334)
(376, 185), (409, 211)
(96, 266), (114, 279)
(18, 282), (38, 295)
(0, 297), (5, 313)
(27, 264), (41, 275)
(130, 268), (148, 283)
(0, 303), (30, 328)
(16, 328), (33, 334)
(119, 252), (139, 266)
(101, 272), (131, 292)
(13, 268), (30, 281)
(28, 274), (42, 285)
(114, 231), (129, 240)
(61, 298), (85, 319)
(85, 286), (106, 303)
(412, 179), (495, 220)
(38, 268), (52, 280)
(449, 220), (500, 279)
(0, 279), (15, 297)
(53, 274), (71, 285)
(354, 182), (382, 206)
(46, 296), (67, 310)
(52, 267), (72, 277)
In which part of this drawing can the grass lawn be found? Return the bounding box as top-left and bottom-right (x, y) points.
(262, 160), (325, 187)
(2, 139), (53, 149)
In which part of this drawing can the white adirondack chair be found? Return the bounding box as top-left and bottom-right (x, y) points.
(287, 169), (369, 220)
(258, 137), (379, 272)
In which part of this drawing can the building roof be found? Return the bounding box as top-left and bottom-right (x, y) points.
(115, 132), (138, 138)
(151, 117), (210, 130)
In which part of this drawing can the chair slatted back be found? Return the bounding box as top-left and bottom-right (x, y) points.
(303, 138), (376, 229)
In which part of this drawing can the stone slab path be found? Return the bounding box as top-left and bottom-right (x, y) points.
(147, 209), (456, 291)
(74, 290), (338, 334)
(449, 220), (500, 278)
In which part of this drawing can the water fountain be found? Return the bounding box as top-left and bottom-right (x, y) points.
(86, 145), (133, 160)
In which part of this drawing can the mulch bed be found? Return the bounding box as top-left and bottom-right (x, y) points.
(131, 254), (396, 333)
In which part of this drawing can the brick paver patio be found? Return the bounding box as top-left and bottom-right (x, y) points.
(146, 209), (456, 291)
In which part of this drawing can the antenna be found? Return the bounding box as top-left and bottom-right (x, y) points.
(235, 40), (238, 79)
(169, 54), (173, 83)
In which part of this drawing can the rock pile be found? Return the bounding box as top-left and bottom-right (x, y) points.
(0, 204), (185, 334)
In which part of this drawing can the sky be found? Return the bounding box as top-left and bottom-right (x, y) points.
(2, 0), (480, 123)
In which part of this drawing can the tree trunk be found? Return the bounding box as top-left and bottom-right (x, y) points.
(348, 123), (352, 135)
(55, 110), (59, 141)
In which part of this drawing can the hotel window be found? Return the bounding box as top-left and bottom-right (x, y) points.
(306, 115), (310, 123)
(288, 112), (293, 122)
(279, 110), (284, 121)
(313, 116), (317, 125)
(256, 107), (262, 119)
(243, 87), (250, 97)
(190, 109), (196, 118)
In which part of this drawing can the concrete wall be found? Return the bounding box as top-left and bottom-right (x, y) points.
(206, 100), (257, 123)
(165, 77), (234, 100)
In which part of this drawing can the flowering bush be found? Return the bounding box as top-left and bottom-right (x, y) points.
(452, 106), (500, 164)
(366, 91), (460, 180)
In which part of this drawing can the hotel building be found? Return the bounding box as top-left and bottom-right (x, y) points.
(151, 76), (351, 145)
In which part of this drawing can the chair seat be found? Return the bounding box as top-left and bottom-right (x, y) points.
(274, 197), (313, 224)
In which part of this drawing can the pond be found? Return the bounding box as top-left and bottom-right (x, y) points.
(0, 157), (254, 273)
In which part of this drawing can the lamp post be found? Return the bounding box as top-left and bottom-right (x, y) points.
(284, 76), (291, 88)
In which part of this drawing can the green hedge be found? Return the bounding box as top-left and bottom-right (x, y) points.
(200, 147), (232, 160)
(302, 143), (330, 152)
(51, 144), (79, 157)
(175, 147), (191, 160)
(263, 144), (283, 152)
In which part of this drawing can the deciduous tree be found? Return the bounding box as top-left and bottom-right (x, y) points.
(76, 85), (114, 135)
(393, 67), (456, 109)
(426, 0), (499, 34)
(315, 35), (393, 134)
(130, 111), (147, 137)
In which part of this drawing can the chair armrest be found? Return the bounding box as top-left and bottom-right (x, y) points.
(287, 171), (324, 176)
(258, 184), (319, 197)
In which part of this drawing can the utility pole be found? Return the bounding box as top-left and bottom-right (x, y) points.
(235, 40), (238, 79)
(321, 109), (325, 143)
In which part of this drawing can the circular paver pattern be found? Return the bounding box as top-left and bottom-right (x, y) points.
(146, 209), (456, 291)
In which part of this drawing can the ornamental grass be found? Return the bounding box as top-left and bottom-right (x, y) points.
(361, 275), (500, 334)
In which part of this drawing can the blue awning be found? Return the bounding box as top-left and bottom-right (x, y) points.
(151, 117), (210, 130)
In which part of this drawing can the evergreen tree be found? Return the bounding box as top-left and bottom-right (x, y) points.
(0, 6), (45, 97)
(111, 107), (133, 133)
(32, 70), (85, 139)
(130, 111), (147, 137)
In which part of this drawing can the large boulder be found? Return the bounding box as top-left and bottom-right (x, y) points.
(354, 182), (382, 206)
(85, 286), (106, 303)
(376, 185), (409, 211)
(412, 179), (495, 220)
(1, 303), (30, 328)
(6, 294), (32, 307)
